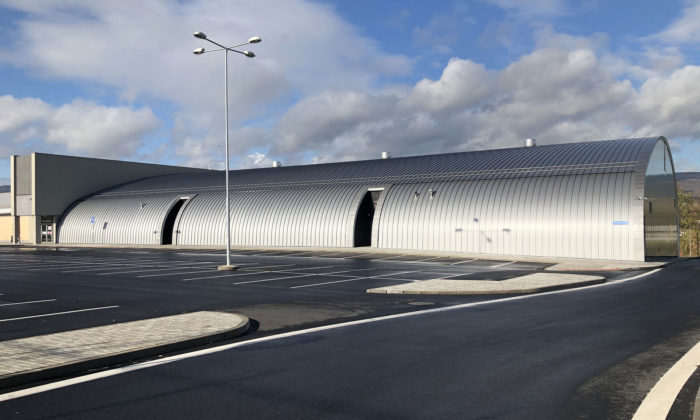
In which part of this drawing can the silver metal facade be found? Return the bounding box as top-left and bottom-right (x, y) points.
(59, 194), (184, 245)
(173, 185), (366, 248)
(57, 137), (679, 261)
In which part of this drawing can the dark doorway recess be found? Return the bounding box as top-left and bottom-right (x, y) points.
(354, 190), (381, 247)
(162, 199), (186, 245)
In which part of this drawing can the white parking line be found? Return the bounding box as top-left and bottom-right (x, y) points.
(413, 257), (443, 262)
(370, 255), (406, 261)
(62, 263), (164, 273)
(27, 263), (103, 271)
(272, 265), (335, 273)
(176, 252), (225, 257)
(491, 261), (515, 268)
(138, 269), (219, 278)
(240, 264), (297, 271)
(291, 277), (373, 288)
(450, 259), (477, 265)
(0, 299), (57, 307)
(237, 267), (379, 286)
(99, 262), (214, 276)
(342, 253), (373, 259)
(180, 267), (298, 282)
(434, 273), (473, 280)
(279, 252), (316, 257)
(291, 270), (422, 289)
(181, 273), (240, 281)
(233, 273), (317, 285)
(0, 305), (120, 323)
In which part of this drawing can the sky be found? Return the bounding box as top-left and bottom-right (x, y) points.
(1, 0), (700, 186)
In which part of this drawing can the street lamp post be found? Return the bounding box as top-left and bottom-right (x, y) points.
(193, 31), (261, 270)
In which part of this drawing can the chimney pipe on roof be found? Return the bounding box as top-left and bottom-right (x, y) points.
(525, 138), (536, 147)
(272, 161), (282, 167)
(381, 152), (391, 159)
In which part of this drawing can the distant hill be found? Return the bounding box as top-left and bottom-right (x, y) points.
(677, 172), (700, 196)
(0, 185), (9, 193)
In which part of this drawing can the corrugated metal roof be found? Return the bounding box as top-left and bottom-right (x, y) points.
(94, 138), (660, 196)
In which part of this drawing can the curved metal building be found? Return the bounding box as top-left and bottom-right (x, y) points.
(57, 137), (679, 261)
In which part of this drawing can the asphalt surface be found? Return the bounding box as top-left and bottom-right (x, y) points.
(0, 247), (697, 418)
(0, 247), (555, 342)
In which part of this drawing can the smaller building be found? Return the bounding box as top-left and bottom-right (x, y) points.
(0, 190), (10, 243)
(0, 153), (211, 244)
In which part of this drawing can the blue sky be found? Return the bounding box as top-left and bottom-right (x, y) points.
(1, 0), (700, 186)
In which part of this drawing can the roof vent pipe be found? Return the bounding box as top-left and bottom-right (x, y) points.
(381, 152), (391, 159)
(272, 161), (282, 167)
(525, 138), (536, 147)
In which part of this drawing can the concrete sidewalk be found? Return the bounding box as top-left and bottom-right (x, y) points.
(0, 311), (249, 389)
(367, 273), (605, 295)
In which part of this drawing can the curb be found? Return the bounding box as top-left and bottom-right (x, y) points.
(367, 278), (606, 295)
(0, 315), (249, 390)
(367, 274), (606, 296)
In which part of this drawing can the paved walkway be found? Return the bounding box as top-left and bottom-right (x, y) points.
(0, 311), (248, 389)
(367, 273), (605, 295)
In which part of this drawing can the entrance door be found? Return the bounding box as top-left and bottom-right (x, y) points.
(353, 190), (382, 247)
(41, 223), (53, 243)
(162, 199), (187, 245)
(40, 216), (54, 243)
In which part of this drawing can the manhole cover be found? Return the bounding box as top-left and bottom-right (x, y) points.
(408, 301), (435, 306)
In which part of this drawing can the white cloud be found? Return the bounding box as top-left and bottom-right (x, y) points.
(0, 0), (412, 169)
(654, 1), (700, 45)
(46, 99), (160, 157)
(263, 43), (700, 172)
(0, 95), (160, 159)
(1, 0), (698, 175)
(243, 152), (274, 168)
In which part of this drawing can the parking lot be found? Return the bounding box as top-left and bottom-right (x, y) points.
(0, 246), (555, 341)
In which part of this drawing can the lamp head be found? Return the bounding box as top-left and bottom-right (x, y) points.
(248, 36), (261, 44)
(243, 51), (255, 58)
(193, 31), (207, 39)
(193, 47), (205, 55)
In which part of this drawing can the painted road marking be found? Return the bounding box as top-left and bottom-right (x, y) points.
(181, 273), (241, 282)
(99, 262), (214, 275)
(138, 269), (218, 278)
(240, 264), (297, 271)
(342, 253), (374, 259)
(0, 268), (664, 402)
(434, 273), (473, 280)
(0, 306), (120, 323)
(490, 261), (515, 268)
(633, 339), (700, 419)
(370, 255), (406, 261)
(180, 266), (302, 282)
(291, 270), (422, 289)
(233, 273), (317, 285)
(413, 257), (443, 262)
(231, 267), (377, 286)
(0, 299), (57, 307)
(450, 259), (478, 265)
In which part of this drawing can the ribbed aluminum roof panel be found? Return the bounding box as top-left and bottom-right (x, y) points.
(91, 138), (661, 196)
